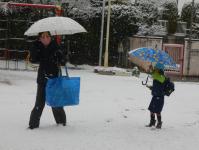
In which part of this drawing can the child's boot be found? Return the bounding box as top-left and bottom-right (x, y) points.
(146, 113), (156, 127)
(156, 114), (162, 129)
(156, 121), (162, 129)
(146, 119), (156, 127)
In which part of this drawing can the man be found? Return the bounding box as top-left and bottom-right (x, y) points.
(28, 32), (66, 129)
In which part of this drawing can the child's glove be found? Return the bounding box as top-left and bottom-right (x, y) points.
(146, 85), (152, 90)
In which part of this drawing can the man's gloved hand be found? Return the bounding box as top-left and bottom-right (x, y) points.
(55, 50), (67, 66)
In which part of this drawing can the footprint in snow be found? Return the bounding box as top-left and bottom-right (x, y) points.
(106, 119), (113, 123)
(125, 108), (130, 111)
(123, 115), (128, 118)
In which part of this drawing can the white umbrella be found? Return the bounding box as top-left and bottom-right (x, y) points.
(24, 16), (87, 36)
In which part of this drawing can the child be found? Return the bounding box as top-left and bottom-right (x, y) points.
(146, 63), (165, 129)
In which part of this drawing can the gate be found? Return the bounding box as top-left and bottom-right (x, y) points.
(163, 44), (184, 76)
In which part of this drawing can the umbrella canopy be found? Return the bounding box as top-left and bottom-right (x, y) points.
(128, 47), (177, 71)
(24, 16), (87, 36)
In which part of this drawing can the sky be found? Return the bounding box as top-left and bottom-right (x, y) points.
(170, 0), (199, 13)
(130, 0), (199, 13)
(179, 0), (191, 11)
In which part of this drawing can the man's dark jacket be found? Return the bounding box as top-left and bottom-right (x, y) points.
(30, 40), (65, 84)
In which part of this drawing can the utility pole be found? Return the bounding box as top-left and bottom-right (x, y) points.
(104, 0), (111, 67)
(187, 0), (194, 75)
(99, 0), (105, 66)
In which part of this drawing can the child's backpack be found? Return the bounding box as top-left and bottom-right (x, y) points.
(163, 77), (175, 96)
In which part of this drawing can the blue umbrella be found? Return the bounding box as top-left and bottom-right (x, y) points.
(129, 47), (177, 70)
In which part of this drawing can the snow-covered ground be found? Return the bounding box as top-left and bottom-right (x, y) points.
(0, 65), (199, 150)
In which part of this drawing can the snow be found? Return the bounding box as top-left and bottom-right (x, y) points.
(94, 66), (131, 73)
(0, 64), (199, 150)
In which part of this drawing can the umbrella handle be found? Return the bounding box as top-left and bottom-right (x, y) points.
(142, 75), (149, 85)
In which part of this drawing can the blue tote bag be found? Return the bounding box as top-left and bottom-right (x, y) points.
(46, 66), (80, 107)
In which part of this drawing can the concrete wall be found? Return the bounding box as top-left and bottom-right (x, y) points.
(129, 36), (163, 50)
(184, 39), (199, 76)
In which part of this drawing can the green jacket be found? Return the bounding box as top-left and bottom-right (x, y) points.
(152, 70), (165, 83)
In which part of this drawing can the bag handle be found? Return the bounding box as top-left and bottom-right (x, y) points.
(59, 65), (69, 77)
(64, 65), (69, 77)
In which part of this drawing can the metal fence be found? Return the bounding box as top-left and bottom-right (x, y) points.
(0, 49), (37, 71)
